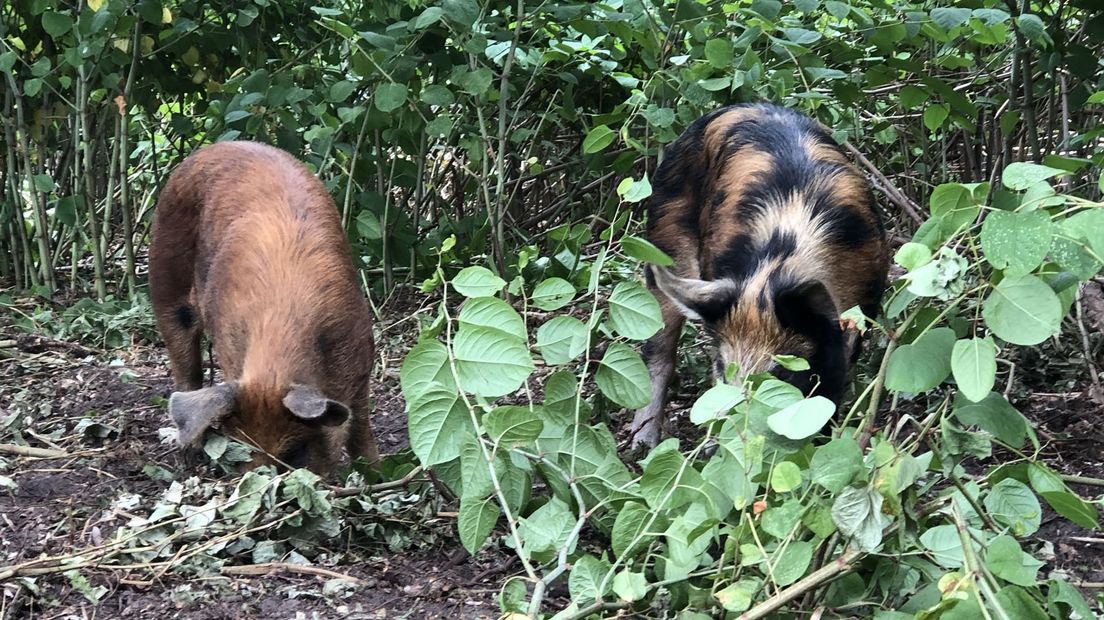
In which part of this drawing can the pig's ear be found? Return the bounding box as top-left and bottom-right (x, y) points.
(284, 384), (349, 427)
(169, 382), (238, 446)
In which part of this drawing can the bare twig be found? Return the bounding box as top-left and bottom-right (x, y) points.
(842, 141), (924, 225)
(220, 562), (369, 585)
(0, 443), (70, 459)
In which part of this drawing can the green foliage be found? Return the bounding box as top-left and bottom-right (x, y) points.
(398, 162), (1102, 616)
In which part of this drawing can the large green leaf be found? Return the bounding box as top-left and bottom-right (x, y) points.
(373, 83), (408, 112)
(452, 266), (506, 298)
(982, 275), (1062, 345)
(536, 316), (588, 365)
(453, 325), (534, 397)
(595, 342), (650, 408)
(407, 385), (473, 466)
(607, 281), (663, 340)
(531, 277), (575, 311)
(689, 383), (745, 424)
(810, 438), (863, 494)
(885, 327), (956, 393)
(980, 210), (1054, 276)
(583, 125), (616, 154)
(400, 340), (456, 400)
(984, 479), (1041, 536)
(458, 495), (498, 554)
(458, 296), (525, 340)
(766, 396), (835, 439)
(484, 405), (542, 446)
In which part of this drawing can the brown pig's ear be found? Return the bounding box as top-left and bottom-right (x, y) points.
(169, 382), (239, 446)
(283, 384), (349, 427)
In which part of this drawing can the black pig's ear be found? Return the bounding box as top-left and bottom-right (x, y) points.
(284, 384), (350, 427)
(650, 265), (739, 323)
(169, 382), (238, 446)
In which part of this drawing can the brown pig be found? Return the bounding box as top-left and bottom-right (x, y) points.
(148, 141), (379, 472)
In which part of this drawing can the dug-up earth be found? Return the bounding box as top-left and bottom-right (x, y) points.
(1, 286), (1104, 619)
(0, 293), (521, 620)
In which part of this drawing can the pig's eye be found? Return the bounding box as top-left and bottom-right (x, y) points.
(279, 441), (310, 469)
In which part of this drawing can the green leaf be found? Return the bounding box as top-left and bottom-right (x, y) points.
(993, 586), (1048, 620)
(620, 236), (674, 266)
(689, 383), (745, 424)
(583, 125), (616, 154)
(400, 340), (456, 401)
(454, 325), (534, 397)
(612, 501), (658, 557)
(0, 51), (16, 75)
(618, 174), (652, 203)
(484, 405), (542, 446)
(832, 486), (885, 552)
(1002, 162), (1068, 190)
(951, 337), (997, 402)
(595, 342), (650, 408)
(421, 84), (455, 107)
(519, 497), (575, 562)
(770, 461), (802, 493)
(458, 297), (525, 339)
(42, 11), (74, 37)
(984, 478), (1041, 536)
(639, 449), (706, 511)
(452, 266), (506, 298)
(771, 540), (813, 587)
(980, 210), (1054, 276)
(608, 281), (663, 340)
(704, 38), (734, 69)
(923, 104), (949, 132)
(885, 327), (956, 393)
(766, 396), (835, 440)
(536, 316), (588, 365)
(919, 524), (966, 567)
(772, 355), (810, 371)
(32, 174), (55, 193)
(1039, 491), (1099, 530)
(531, 277), (575, 311)
(460, 67), (493, 95)
(931, 7), (972, 30)
(373, 83), (408, 112)
(954, 392), (1027, 447)
(568, 555), (611, 603)
(894, 242), (932, 270)
(460, 435), (494, 498)
(899, 85), (929, 109)
(442, 0), (480, 26)
(407, 386), (472, 465)
(716, 579), (760, 612)
(810, 438), (863, 493)
(612, 570), (648, 602)
(458, 495), (498, 554)
(986, 535), (1043, 587)
(982, 274), (1062, 345)
(328, 80), (357, 103)
(413, 6), (444, 29)
(1047, 579), (1094, 620)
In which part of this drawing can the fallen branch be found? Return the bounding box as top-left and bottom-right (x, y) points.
(330, 464), (425, 497)
(221, 562), (369, 585)
(738, 547), (863, 620)
(0, 443), (70, 459)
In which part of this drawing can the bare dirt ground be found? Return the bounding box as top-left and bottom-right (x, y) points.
(0, 291), (518, 620)
(1, 285), (1103, 618)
